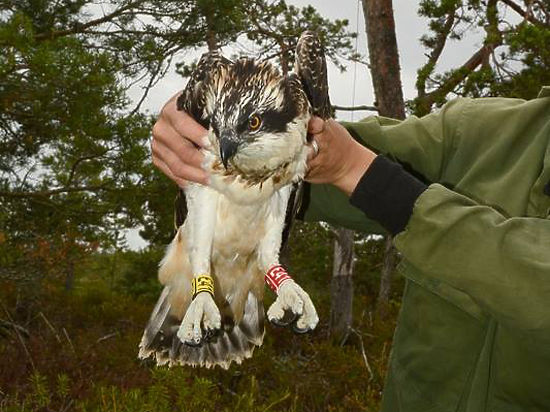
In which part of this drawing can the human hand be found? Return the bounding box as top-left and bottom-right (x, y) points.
(151, 92), (210, 187)
(306, 117), (377, 196)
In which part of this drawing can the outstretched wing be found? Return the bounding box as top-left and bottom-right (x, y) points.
(173, 52), (232, 229)
(294, 30), (332, 120)
(281, 31), (332, 249)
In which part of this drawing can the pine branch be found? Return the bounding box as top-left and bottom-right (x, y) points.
(499, 0), (547, 26)
(415, 41), (501, 113)
(0, 184), (109, 199)
(33, 0), (147, 41)
(332, 104), (378, 112)
(66, 152), (109, 186)
(417, 11), (456, 98)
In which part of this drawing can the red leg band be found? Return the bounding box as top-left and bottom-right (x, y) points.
(265, 265), (292, 293)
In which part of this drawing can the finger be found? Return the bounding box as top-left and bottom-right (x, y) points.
(178, 309), (195, 342)
(152, 156), (189, 188)
(306, 145), (317, 162)
(204, 300), (222, 330)
(281, 286), (303, 316)
(152, 142), (209, 185)
(307, 116), (325, 134)
(152, 121), (205, 168)
(304, 155), (326, 184)
(193, 320), (202, 345)
(305, 138), (325, 177)
(167, 110), (210, 148)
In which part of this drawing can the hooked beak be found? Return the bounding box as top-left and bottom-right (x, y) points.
(219, 131), (240, 169)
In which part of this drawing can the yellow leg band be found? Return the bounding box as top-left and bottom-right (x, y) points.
(192, 274), (215, 299)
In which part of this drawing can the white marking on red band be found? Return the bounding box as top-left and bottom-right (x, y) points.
(265, 265), (292, 293)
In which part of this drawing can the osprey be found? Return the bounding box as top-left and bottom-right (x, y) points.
(139, 31), (331, 368)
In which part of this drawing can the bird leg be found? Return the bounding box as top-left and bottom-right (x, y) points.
(177, 184), (222, 346)
(258, 186), (319, 333)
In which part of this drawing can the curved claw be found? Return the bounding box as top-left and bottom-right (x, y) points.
(269, 309), (297, 327)
(184, 338), (204, 348)
(291, 321), (313, 335)
(204, 327), (223, 343)
(267, 280), (319, 333)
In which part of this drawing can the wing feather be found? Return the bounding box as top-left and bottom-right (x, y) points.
(295, 31), (332, 119)
(280, 31), (332, 250)
(176, 51), (232, 129)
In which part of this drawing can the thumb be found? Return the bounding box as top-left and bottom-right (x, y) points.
(307, 116), (325, 135)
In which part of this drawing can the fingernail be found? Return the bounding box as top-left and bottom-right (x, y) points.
(201, 134), (211, 148)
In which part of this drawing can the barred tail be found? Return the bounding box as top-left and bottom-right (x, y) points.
(139, 290), (264, 369)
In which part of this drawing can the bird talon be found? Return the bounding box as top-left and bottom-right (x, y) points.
(178, 292), (221, 346)
(204, 327), (222, 342)
(184, 338), (204, 348)
(291, 319), (312, 334)
(269, 309), (297, 327)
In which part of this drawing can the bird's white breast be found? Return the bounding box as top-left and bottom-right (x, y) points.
(212, 194), (271, 259)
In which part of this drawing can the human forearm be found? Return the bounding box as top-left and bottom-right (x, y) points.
(395, 184), (550, 331)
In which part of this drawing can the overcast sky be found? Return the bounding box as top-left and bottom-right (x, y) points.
(125, 1), (483, 249)
(134, 1), (483, 119)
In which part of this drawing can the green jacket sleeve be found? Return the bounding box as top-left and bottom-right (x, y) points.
(305, 93), (550, 332)
(395, 184), (550, 332)
(302, 98), (466, 232)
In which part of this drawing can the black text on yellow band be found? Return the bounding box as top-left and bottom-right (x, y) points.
(192, 274), (215, 299)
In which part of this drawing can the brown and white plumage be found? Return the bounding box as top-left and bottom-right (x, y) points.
(139, 31), (331, 369)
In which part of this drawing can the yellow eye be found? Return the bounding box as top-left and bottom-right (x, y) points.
(249, 115), (262, 131)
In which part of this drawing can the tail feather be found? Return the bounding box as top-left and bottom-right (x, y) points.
(138, 286), (179, 362)
(239, 292), (264, 346)
(139, 290), (265, 369)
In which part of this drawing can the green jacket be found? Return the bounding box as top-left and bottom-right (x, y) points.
(305, 87), (550, 412)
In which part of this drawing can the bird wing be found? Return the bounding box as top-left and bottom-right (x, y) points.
(173, 188), (187, 231)
(172, 52), (232, 230)
(281, 31), (331, 249)
(176, 51), (232, 129)
(294, 30), (332, 120)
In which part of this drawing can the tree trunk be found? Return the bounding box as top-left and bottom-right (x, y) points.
(377, 236), (396, 318)
(329, 227), (355, 344)
(203, 3), (217, 51)
(361, 0), (406, 317)
(361, 0), (406, 119)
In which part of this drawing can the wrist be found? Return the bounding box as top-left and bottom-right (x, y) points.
(333, 145), (377, 196)
(349, 155), (428, 235)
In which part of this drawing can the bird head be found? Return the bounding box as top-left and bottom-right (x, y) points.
(205, 58), (310, 178)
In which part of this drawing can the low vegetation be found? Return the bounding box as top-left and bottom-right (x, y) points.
(0, 223), (403, 412)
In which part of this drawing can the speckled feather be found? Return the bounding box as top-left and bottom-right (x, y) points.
(295, 31), (332, 119)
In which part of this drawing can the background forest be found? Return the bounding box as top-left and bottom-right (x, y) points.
(1, 0), (549, 411)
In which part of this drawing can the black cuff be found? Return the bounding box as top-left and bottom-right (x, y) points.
(350, 155), (428, 235)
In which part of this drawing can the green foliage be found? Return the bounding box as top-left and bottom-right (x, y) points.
(0, 226), (397, 412)
(0, 1), (166, 291)
(0, 0), (357, 295)
(493, 22), (550, 98)
(116, 247), (165, 300)
(412, 0), (550, 115)
(244, 0), (358, 73)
